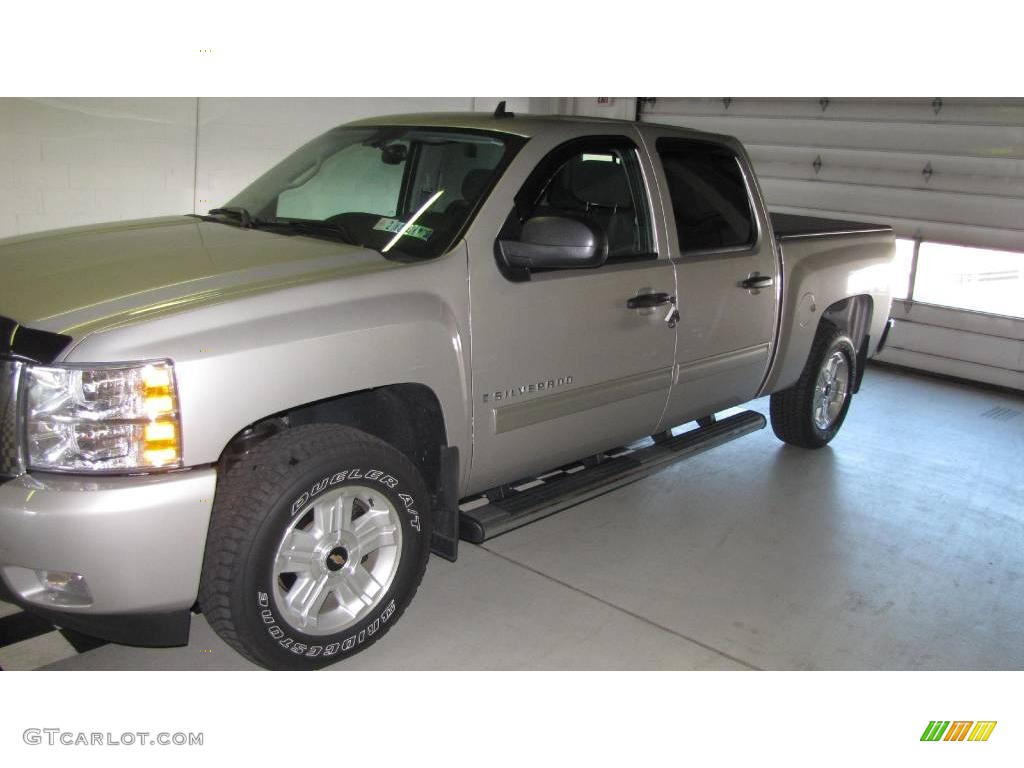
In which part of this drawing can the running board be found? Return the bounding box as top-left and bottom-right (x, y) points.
(458, 410), (766, 543)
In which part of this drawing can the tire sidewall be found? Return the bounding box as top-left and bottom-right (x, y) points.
(238, 443), (429, 669)
(808, 334), (856, 444)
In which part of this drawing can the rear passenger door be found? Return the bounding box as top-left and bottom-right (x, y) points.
(644, 131), (781, 429)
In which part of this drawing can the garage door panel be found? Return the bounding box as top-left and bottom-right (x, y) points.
(762, 179), (1024, 232)
(890, 299), (1024, 339)
(876, 346), (1024, 390)
(644, 114), (1024, 161)
(887, 321), (1022, 370)
(750, 147), (1024, 198)
(643, 97), (1024, 130)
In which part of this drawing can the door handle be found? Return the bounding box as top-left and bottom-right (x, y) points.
(626, 292), (674, 309)
(740, 274), (774, 291)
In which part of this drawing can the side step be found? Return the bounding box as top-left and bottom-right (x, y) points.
(459, 409), (766, 543)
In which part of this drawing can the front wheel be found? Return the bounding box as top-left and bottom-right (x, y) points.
(199, 424), (431, 669)
(770, 323), (857, 449)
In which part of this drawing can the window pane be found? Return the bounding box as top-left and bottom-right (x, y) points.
(913, 242), (1023, 318)
(278, 141), (405, 219)
(657, 140), (755, 254)
(891, 237), (915, 300)
(535, 149), (647, 258)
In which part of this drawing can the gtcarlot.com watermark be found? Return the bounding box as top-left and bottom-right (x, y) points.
(23, 729), (203, 747)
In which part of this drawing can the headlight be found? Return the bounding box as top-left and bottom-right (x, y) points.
(25, 361), (182, 472)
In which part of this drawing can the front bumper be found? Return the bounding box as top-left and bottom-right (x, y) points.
(0, 467), (217, 646)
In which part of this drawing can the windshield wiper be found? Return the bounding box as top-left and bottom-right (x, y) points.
(260, 219), (360, 247)
(207, 206), (255, 229)
(197, 210), (360, 247)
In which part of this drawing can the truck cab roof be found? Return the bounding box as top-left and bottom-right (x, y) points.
(344, 110), (730, 143)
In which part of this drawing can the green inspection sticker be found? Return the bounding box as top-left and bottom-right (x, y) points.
(373, 217), (433, 242)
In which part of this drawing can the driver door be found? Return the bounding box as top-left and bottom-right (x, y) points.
(464, 132), (678, 493)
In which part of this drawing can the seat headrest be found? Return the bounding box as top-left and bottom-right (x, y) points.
(461, 168), (492, 202)
(569, 159), (633, 208)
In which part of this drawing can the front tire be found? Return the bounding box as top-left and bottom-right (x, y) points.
(770, 323), (857, 449)
(199, 424), (431, 670)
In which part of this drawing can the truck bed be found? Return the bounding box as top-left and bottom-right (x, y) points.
(770, 212), (892, 240)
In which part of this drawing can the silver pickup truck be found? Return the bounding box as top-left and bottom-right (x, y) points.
(0, 107), (895, 669)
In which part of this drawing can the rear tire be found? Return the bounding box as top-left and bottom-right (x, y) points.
(770, 323), (857, 449)
(199, 424), (431, 670)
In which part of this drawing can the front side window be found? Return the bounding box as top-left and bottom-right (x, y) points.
(226, 126), (520, 259)
(657, 138), (757, 255)
(501, 139), (654, 266)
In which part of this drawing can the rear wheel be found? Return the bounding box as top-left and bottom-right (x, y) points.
(199, 424), (431, 669)
(770, 323), (857, 448)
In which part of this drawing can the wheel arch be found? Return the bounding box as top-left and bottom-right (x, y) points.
(820, 294), (873, 392)
(821, 295), (873, 348)
(763, 292), (875, 395)
(218, 383), (450, 501)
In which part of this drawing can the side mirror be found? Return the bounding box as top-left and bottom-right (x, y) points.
(499, 215), (608, 270)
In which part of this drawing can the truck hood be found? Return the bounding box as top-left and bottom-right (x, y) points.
(0, 216), (396, 337)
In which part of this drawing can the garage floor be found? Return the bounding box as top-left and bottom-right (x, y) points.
(3, 364), (1023, 671)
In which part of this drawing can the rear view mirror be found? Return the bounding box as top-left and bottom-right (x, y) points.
(380, 143), (408, 165)
(499, 215), (608, 270)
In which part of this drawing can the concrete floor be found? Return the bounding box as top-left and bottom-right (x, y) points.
(33, 365), (1024, 670)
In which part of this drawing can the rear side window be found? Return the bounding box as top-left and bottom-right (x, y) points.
(656, 138), (756, 254)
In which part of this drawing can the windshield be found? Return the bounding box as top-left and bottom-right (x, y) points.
(226, 126), (520, 259)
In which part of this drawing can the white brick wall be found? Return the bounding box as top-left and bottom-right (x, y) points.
(0, 98), (198, 238)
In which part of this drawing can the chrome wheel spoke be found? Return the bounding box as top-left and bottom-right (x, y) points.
(313, 493), (352, 536)
(347, 564), (383, 601)
(332, 566), (381, 617)
(826, 357), (838, 380)
(811, 350), (850, 431)
(353, 507), (399, 554)
(330, 578), (364, 617)
(285, 574), (331, 627)
(275, 528), (318, 575)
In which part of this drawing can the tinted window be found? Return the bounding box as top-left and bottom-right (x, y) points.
(657, 139), (756, 254)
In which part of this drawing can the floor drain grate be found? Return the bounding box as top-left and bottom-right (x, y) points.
(981, 406), (1022, 422)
